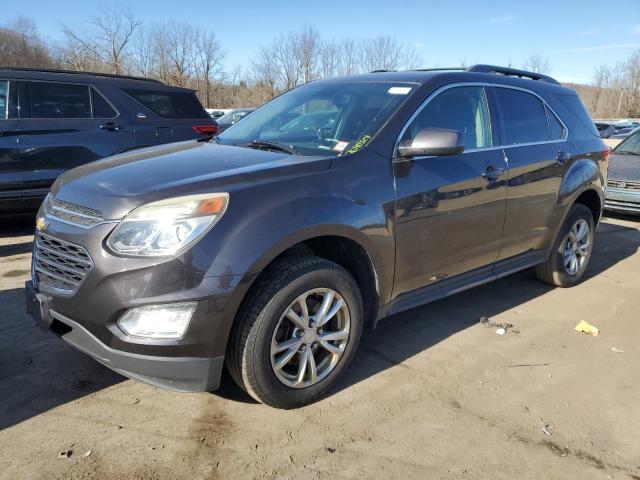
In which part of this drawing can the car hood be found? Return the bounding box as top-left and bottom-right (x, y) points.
(608, 152), (640, 183)
(52, 140), (332, 220)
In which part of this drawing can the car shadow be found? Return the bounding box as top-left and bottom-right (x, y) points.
(0, 285), (124, 431)
(216, 219), (640, 404)
(0, 214), (35, 258)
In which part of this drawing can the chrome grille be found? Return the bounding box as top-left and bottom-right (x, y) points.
(34, 233), (94, 296)
(607, 179), (640, 191)
(50, 198), (104, 227)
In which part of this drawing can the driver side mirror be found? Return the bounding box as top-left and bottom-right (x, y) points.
(397, 128), (465, 159)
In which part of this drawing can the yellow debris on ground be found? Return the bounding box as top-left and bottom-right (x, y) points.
(574, 320), (599, 336)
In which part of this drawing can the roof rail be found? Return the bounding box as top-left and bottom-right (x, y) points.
(0, 67), (164, 84)
(466, 64), (561, 86)
(411, 67), (466, 72)
(370, 69), (396, 73)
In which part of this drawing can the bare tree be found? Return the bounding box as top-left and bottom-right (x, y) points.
(521, 54), (551, 74)
(0, 17), (53, 68)
(61, 5), (139, 74)
(130, 25), (155, 78)
(195, 29), (225, 107)
(591, 65), (610, 114)
(292, 25), (321, 83)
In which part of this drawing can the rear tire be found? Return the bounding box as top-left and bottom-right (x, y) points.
(226, 255), (363, 409)
(535, 204), (595, 287)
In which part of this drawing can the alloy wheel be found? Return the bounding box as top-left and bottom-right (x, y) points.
(270, 288), (350, 388)
(562, 219), (591, 276)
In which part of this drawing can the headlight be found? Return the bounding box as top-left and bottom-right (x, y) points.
(106, 193), (229, 257)
(35, 193), (52, 230)
(117, 302), (197, 339)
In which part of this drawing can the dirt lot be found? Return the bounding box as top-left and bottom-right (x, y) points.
(0, 213), (639, 480)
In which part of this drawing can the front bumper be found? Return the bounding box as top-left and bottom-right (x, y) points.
(605, 187), (640, 215)
(26, 280), (224, 392)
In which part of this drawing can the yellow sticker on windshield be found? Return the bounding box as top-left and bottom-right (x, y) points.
(345, 135), (371, 155)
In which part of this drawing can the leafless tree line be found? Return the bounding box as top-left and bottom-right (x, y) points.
(589, 50), (640, 118)
(1, 9), (637, 117)
(0, 10), (422, 108)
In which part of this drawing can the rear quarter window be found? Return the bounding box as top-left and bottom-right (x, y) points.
(124, 89), (209, 119)
(554, 93), (599, 138)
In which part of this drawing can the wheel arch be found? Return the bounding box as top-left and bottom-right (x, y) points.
(240, 228), (382, 329)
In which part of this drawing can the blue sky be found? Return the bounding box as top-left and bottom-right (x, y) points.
(5, 0), (640, 84)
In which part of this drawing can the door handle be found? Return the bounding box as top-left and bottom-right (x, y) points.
(555, 150), (571, 165)
(99, 122), (124, 131)
(482, 165), (505, 179)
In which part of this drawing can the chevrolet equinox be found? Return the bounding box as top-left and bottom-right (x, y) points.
(26, 65), (608, 408)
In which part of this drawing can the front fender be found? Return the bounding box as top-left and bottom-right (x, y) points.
(182, 162), (396, 304)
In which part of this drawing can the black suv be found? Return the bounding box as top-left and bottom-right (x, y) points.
(25, 65), (608, 409)
(0, 68), (216, 213)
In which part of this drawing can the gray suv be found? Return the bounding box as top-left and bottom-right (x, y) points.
(26, 65), (608, 408)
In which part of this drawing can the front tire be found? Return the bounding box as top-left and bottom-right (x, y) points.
(226, 255), (363, 409)
(535, 204), (595, 287)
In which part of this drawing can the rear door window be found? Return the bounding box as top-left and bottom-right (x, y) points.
(124, 89), (209, 119)
(495, 88), (549, 145)
(24, 81), (91, 119)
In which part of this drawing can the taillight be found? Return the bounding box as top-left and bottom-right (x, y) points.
(193, 125), (219, 136)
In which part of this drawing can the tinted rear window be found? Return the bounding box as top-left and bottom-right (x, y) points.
(555, 93), (599, 137)
(124, 89), (209, 119)
(495, 88), (549, 145)
(25, 81), (91, 119)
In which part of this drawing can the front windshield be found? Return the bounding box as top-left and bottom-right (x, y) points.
(615, 130), (640, 155)
(217, 82), (415, 156)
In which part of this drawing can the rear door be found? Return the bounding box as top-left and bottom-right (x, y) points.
(122, 88), (215, 147)
(17, 80), (134, 209)
(0, 78), (21, 211)
(491, 86), (569, 261)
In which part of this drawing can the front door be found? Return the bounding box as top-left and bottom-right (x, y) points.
(17, 80), (133, 209)
(0, 79), (21, 212)
(392, 85), (508, 298)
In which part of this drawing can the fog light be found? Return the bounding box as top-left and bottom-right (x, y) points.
(117, 302), (197, 339)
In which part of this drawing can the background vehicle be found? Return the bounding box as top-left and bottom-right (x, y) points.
(206, 108), (231, 119)
(605, 128), (640, 214)
(610, 126), (639, 139)
(215, 108), (255, 132)
(26, 65), (607, 409)
(596, 122), (616, 138)
(0, 68), (217, 213)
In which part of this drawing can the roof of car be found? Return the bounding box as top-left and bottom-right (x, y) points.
(0, 67), (193, 91)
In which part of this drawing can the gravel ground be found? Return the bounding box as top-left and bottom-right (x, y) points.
(0, 213), (639, 480)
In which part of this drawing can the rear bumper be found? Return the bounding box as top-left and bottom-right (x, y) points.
(604, 188), (640, 215)
(26, 281), (224, 392)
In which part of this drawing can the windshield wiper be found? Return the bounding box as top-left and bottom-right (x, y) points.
(246, 140), (297, 155)
(615, 150), (637, 155)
